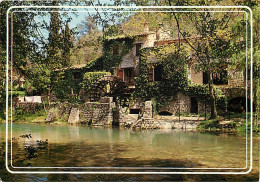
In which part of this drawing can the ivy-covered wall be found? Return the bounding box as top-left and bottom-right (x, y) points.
(134, 46), (227, 114)
(85, 37), (135, 72)
(52, 68), (84, 101)
(51, 37), (135, 101)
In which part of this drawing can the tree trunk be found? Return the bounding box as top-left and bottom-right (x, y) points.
(208, 73), (217, 119)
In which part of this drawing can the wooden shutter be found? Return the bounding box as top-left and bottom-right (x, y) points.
(148, 65), (153, 82)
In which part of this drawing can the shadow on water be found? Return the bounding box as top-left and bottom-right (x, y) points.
(0, 123), (259, 181)
(11, 142), (203, 168)
(2, 142), (259, 181)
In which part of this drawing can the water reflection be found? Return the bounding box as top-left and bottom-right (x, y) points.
(0, 123), (248, 169)
(0, 123), (258, 181)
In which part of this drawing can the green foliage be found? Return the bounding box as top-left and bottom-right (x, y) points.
(82, 71), (111, 92)
(47, 3), (64, 69)
(10, 91), (26, 97)
(52, 36), (134, 101)
(135, 46), (228, 113)
(83, 37), (134, 72)
(135, 46), (190, 104)
(237, 116), (259, 133)
(51, 69), (84, 101)
(71, 19), (103, 65)
(14, 109), (46, 123)
(84, 54), (122, 72)
(103, 37), (135, 56)
(62, 21), (73, 66)
(198, 119), (221, 130)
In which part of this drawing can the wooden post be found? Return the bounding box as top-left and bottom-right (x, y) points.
(205, 98), (207, 120)
(179, 101), (180, 122)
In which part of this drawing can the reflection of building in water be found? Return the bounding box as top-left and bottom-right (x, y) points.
(68, 125), (80, 139)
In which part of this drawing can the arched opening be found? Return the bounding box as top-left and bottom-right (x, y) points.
(228, 97), (255, 113)
(158, 111), (173, 116)
(130, 109), (140, 114)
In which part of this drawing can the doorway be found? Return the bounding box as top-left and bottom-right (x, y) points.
(124, 68), (134, 85)
(190, 97), (198, 114)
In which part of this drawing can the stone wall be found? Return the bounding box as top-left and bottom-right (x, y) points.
(228, 70), (245, 88)
(160, 92), (191, 115)
(190, 68), (203, 84)
(143, 101), (153, 118)
(79, 102), (113, 125)
(219, 87), (246, 99)
(58, 103), (72, 116)
(132, 118), (199, 130)
(189, 67), (245, 89)
(55, 97), (114, 125)
(15, 103), (43, 113)
(198, 101), (210, 114)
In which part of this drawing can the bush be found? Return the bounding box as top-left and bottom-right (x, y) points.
(82, 71), (111, 92)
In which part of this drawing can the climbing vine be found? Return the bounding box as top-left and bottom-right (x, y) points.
(82, 72), (111, 92)
(51, 69), (84, 101)
(135, 45), (227, 113)
(84, 36), (135, 72)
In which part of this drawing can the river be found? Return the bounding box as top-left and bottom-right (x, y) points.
(0, 123), (259, 181)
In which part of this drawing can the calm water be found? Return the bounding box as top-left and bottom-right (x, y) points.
(0, 123), (259, 181)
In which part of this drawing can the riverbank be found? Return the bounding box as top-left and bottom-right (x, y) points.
(8, 110), (259, 134)
(197, 112), (259, 134)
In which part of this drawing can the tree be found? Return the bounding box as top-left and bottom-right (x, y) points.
(71, 16), (103, 65)
(0, 1), (37, 116)
(47, 1), (62, 69)
(232, 4), (259, 122)
(62, 21), (72, 66)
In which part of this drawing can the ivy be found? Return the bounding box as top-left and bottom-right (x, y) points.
(52, 37), (135, 100)
(135, 45), (227, 113)
(84, 37), (135, 72)
(81, 72), (111, 92)
(52, 69), (84, 101)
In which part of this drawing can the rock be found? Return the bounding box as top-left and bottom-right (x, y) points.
(160, 122), (172, 129)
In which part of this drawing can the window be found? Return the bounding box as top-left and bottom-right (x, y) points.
(203, 71), (228, 85)
(203, 72), (209, 84)
(112, 45), (119, 55)
(135, 43), (142, 56)
(73, 72), (81, 80)
(154, 64), (163, 81)
(130, 109), (140, 114)
(212, 70), (228, 85)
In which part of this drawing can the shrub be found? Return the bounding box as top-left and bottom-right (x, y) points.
(82, 72), (111, 92)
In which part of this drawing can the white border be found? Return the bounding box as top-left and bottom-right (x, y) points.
(5, 6), (253, 174)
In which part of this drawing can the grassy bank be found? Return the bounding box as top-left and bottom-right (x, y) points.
(13, 110), (47, 123)
(197, 112), (259, 134)
(13, 108), (69, 124)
